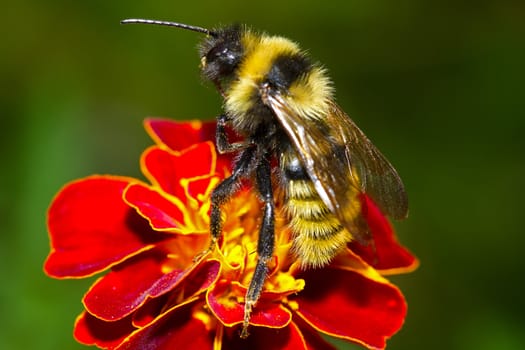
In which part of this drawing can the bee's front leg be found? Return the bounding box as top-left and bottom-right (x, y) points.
(215, 114), (249, 153)
(195, 146), (256, 263)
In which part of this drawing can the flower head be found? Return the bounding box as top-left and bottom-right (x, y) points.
(44, 119), (417, 349)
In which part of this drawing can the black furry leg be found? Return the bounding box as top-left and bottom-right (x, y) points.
(241, 152), (275, 338)
(216, 114), (249, 153)
(208, 146), (256, 251)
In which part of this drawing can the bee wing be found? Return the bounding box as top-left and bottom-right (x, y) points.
(266, 93), (407, 239)
(324, 100), (408, 220)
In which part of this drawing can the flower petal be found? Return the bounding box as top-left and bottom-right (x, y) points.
(115, 299), (213, 350)
(124, 183), (189, 232)
(74, 311), (135, 349)
(144, 118), (235, 176)
(144, 118), (217, 151)
(295, 268), (406, 350)
(350, 194), (418, 274)
(44, 176), (163, 278)
(131, 259), (221, 327)
(84, 249), (220, 321)
(295, 319), (338, 350)
(141, 143), (217, 199)
(207, 280), (292, 328)
(222, 321), (307, 350)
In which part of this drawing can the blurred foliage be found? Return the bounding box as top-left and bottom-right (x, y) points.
(1, 0), (524, 349)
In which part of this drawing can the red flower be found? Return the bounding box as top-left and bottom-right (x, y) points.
(44, 119), (417, 349)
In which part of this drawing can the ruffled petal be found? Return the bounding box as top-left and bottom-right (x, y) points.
(140, 143), (217, 201)
(124, 183), (188, 232)
(74, 311), (135, 349)
(84, 253), (220, 321)
(222, 321), (307, 350)
(114, 299), (213, 350)
(300, 324), (338, 350)
(350, 194), (418, 274)
(292, 317), (337, 350)
(295, 268), (406, 350)
(207, 280), (292, 329)
(131, 259), (221, 327)
(144, 118), (217, 151)
(44, 176), (163, 278)
(144, 118), (235, 175)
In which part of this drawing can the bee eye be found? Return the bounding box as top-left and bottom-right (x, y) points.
(207, 45), (235, 65)
(203, 43), (241, 79)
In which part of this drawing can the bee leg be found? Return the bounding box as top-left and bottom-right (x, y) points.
(241, 152), (274, 338)
(216, 114), (250, 153)
(199, 146), (256, 260)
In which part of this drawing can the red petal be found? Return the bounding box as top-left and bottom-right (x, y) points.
(223, 321), (307, 350)
(144, 118), (217, 151)
(207, 280), (292, 328)
(350, 194), (418, 274)
(144, 118), (235, 177)
(84, 249), (184, 321)
(115, 300), (213, 350)
(292, 315), (337, 350)
(295, 268), (406, 350)
(74, 311), (135, 349)
(141, 143), (217, 200)
(124, 183), (187, 232)
(301, 327), (337, 350)
(84, 250), (221, 321)
(44, 176), (163, 278)
(132, 259), (221, 327)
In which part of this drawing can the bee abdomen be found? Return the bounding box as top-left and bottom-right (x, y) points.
(285, 179), (352, 268)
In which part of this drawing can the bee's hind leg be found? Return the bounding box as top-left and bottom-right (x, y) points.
(241, 151), (275, 338)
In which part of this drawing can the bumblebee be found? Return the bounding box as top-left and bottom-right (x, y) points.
(122, 19), (408, 337)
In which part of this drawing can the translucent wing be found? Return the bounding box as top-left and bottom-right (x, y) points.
(326, 100), (408, 219)
(266, 92), (407, 242)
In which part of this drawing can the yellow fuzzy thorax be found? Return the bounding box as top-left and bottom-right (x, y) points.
(225, 31), (333, 120)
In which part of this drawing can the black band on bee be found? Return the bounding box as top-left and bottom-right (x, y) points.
(266, 54), (312, 90)
(283, 156), (309, 181)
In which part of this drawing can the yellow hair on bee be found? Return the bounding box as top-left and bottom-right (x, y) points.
(225, 32), (301, 116)
(292, 226), (352, 268)
(286, 179), (317, 199)
(285, 66), (333, 120)
(225, 30), (333, 123)
(285, 197), (331, 219)
(289, 215), (342, 236)
(240, 32), (301, 78)
(284, 178), (355, 267)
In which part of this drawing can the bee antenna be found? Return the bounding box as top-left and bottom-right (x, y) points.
(121, 18), (217, 37)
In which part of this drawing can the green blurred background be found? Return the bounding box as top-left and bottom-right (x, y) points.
(2, 0), (524, 349)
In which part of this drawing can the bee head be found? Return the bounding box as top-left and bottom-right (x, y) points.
(198, 24), (244, 84)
